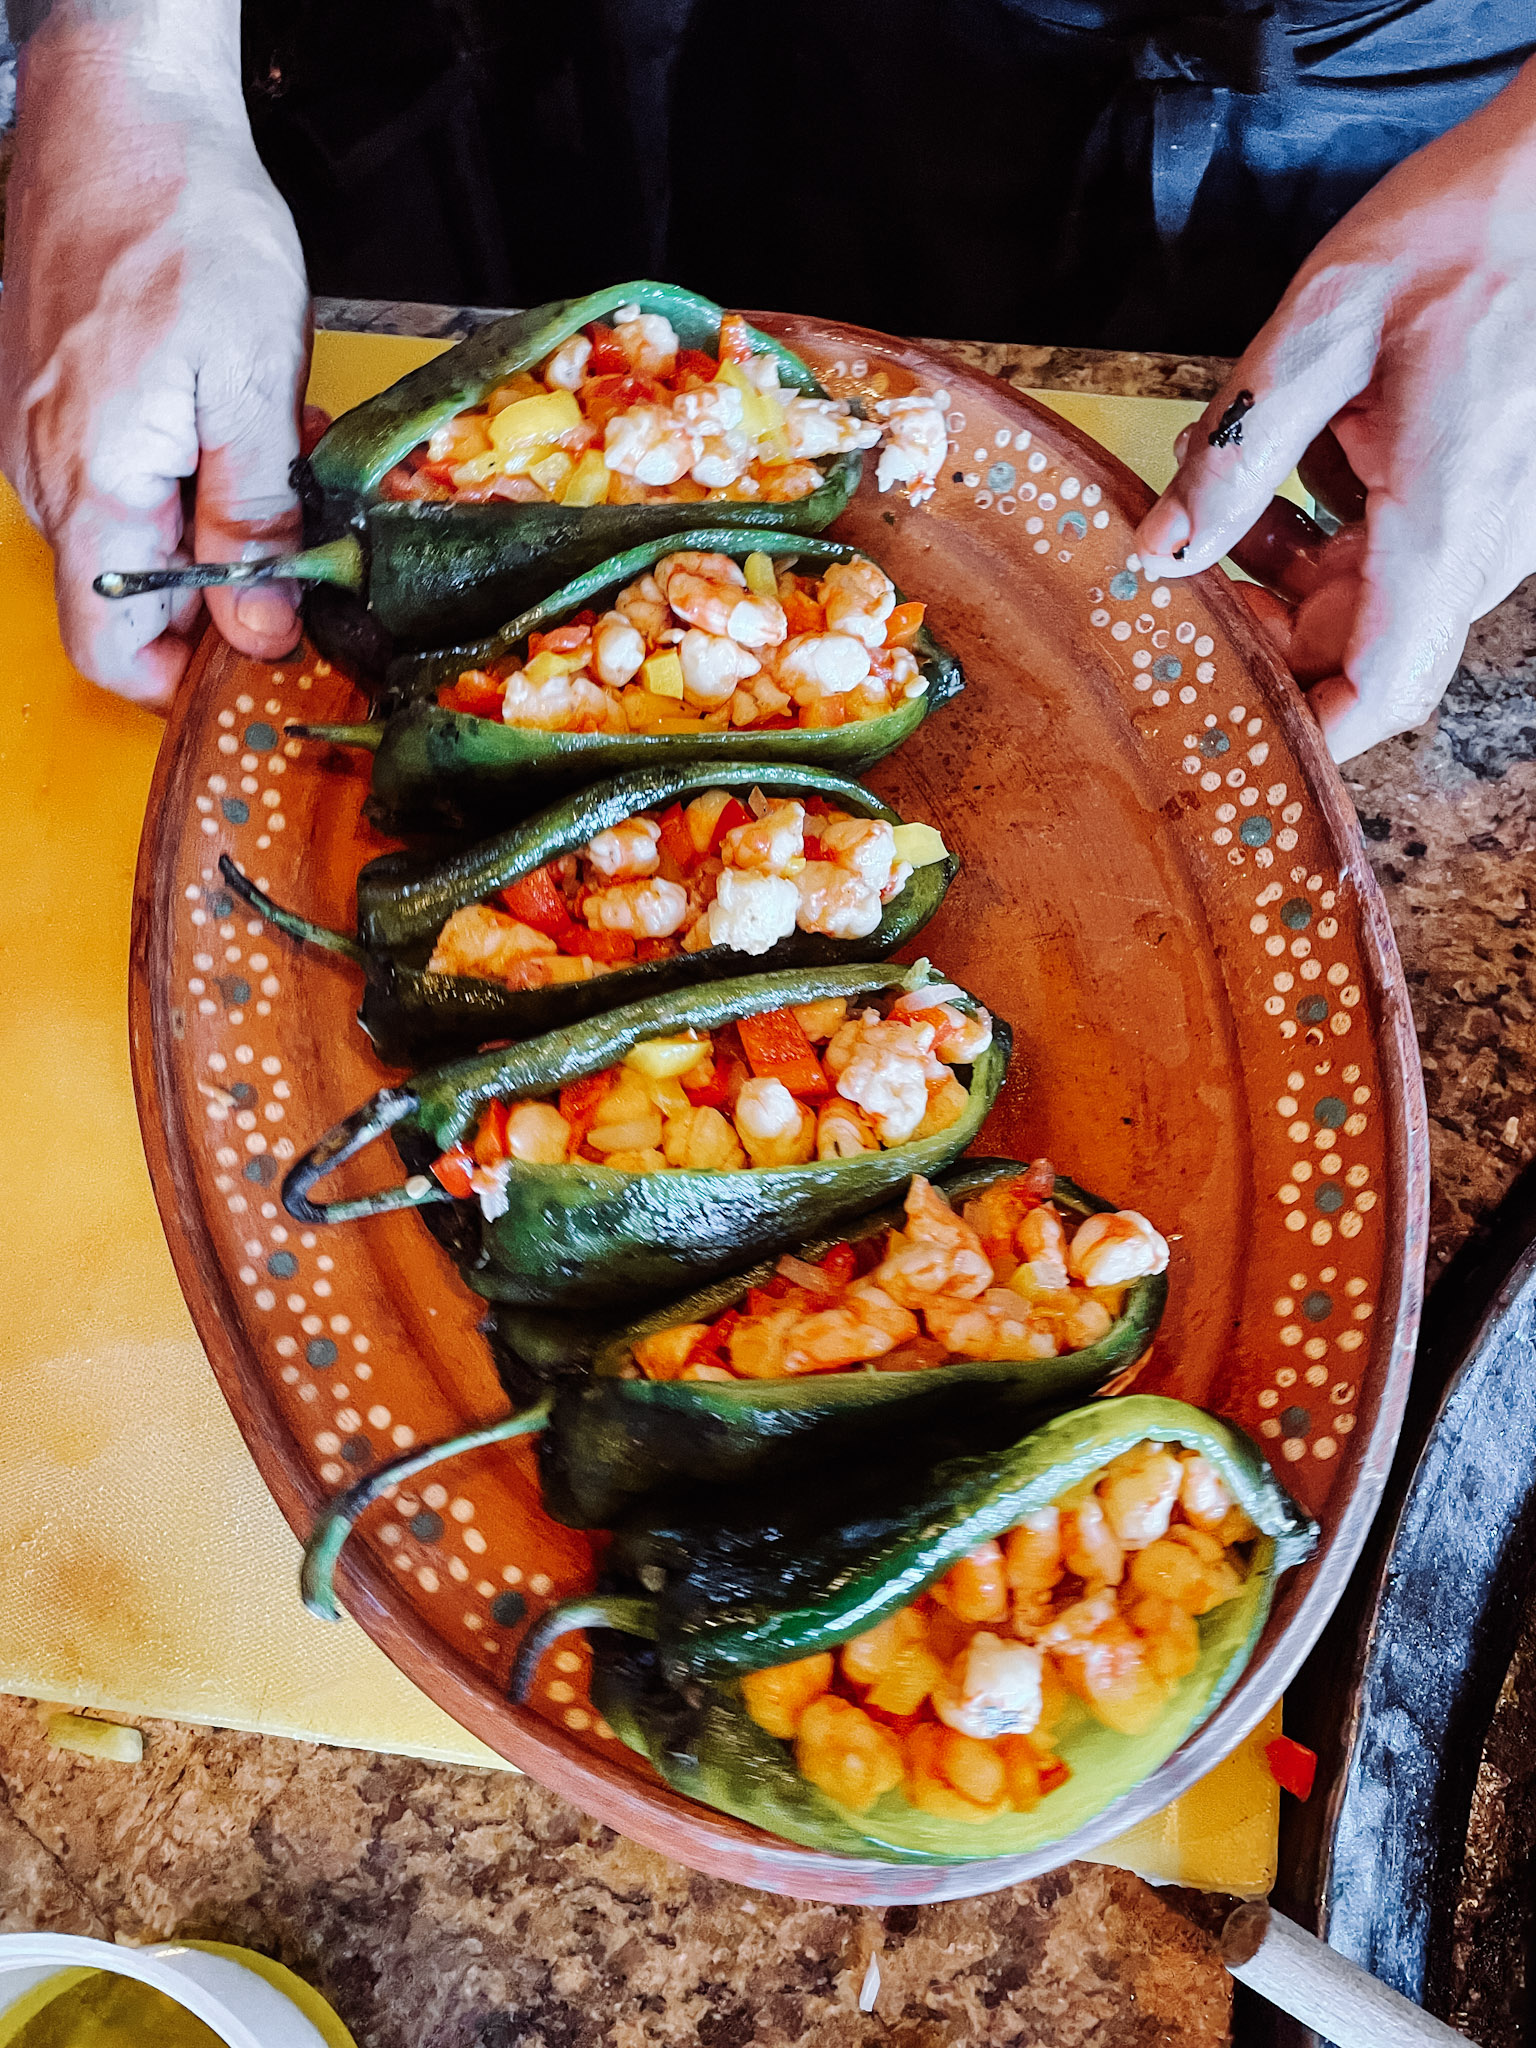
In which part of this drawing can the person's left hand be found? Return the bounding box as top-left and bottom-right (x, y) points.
(1135, 54), (1536, 763)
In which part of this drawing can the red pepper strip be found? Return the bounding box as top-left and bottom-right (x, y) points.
(707, 796), (751, 856)
(473, 1099), (511, 1166)
(431, 1142), (475, 1197)
(671, 347), (717, 386)
(682, 1061), (728, 1109)
(716, 312), (756, 364)
(656, 802), (698, 875)
(884, 600), (926, 647)
(737, 1009), (831, 1099)
(500, 864), (576, 939)
(819, 1243), (859, 1286)
(583, 321), (629, 374)
(1266, 1736), (1317, 1800)
(439, 671), (506, 719)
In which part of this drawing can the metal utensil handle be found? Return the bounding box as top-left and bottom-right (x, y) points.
(1223, 1905), (1480, 2048)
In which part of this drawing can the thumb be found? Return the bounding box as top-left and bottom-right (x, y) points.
(1136, 279), (1384, 577)
(193, 344), (309, 660)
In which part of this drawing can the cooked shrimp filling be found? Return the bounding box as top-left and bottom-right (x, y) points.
(426, 793), (950, 988)
(436, 549), (934, 737)
(429, 992), (991, 1219)
(631, 1166), (1168, 1383)
(741, 1441), (1257, 1818)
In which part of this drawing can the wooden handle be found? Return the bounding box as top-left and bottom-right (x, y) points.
(1223, 1905), (1479, 2047)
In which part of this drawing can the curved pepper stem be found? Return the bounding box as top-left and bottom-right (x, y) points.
(281, 1086), (442, 1225)
(510, 1595), (659, 1704)
(287, 723), (385, 754)
(217, 855), (366, 965)
(301, 1399), (553, 1621)
(93, 535), (365, 600)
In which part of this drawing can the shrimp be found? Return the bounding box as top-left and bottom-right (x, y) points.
(585, 816), (661, 880)
(782, 1281), (919, 1374)
(818, 559), (897, 649)
(656, 552), (787, 646)
(427, 905), (556, 982)
(818, 815), (899, 893)
(704, 870), (799, 955)
(815, 1098), (877, 1159)
(721, 800), (804, 876)
(905, 1174), (986, 1253)
(603, 405), (698, 487)
(774, 633), (871, 702)
(583, 878), (689, 939)
(894, 1001), (995, 1064)
(540, 333), (591, 390)
(874, 392), (949, 504)
(671, 381), (745, 435)
(1059, 1498), (1125, 1586)
(614, 573), (671, 642)
(609, 306), (680, 377)
(691, 432), (755, 490)
(1068, 1211), (1171, 1286)
(500, 666), (614, 732)
(873, 1236), (992, 1309)
(678, 629), (760, 707)
(933, 1633), (1045, 1740)
(825, 1014), (943, 1144)
(1096, 1446), (1182, 1548)
(757, 461), (825, 502)
(591, 611), (647, 688)
(1017, 1205), (1069, 1289)
(780, 395), (882, 461)
(794, 863), (882, 940)
(733, 1077), (816, 1167)
(922, 1288), (1057, 1362)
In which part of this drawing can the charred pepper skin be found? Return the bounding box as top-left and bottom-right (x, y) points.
(514, 1160), (1168, 1530)
(525, 1397), (1319, 1865)
(294, 529), (964, 834)
(299, 282), (864, 658)
(218, 761), (958, 1068)
(282, 960), (1010, 1311)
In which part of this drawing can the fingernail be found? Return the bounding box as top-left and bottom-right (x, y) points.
(1137, 499), (1192, 558)
(235, 587), (297, 640)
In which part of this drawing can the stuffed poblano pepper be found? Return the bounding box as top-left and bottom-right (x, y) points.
(297, 1159), (1170, 1614)
(296, 531), (962, 832)
(218, 762), (957, 1066)
(96, 283), (947, 658)
(283, 961), (1009, 1312)
(514, 1396), (1318, 1864)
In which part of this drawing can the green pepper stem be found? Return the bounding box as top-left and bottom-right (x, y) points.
(93, 536), (365, 600)
(281, 1086), (440, 1225)
(510, 1595), (659, 1703)
(301, 1399), (553, 1621)
(287, 722), (385, 754)
(217, 855), (365, 965)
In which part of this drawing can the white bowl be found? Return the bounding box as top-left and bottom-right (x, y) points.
(0, 1934), (335, 2048)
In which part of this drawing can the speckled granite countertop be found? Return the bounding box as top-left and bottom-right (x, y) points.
(3, 305), (1531, 2048)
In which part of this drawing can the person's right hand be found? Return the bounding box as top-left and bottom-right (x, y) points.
(0, 6), (311, 707)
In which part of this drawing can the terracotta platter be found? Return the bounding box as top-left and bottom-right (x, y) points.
(130, 317), (1427, 1902)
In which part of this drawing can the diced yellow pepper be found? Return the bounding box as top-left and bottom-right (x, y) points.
(743, 551), (778, 598)
(716, 359), (787, 442)
(643, 650), (686, 700)
(527, 450), (574, 494)
(449, 452), (501, 486)
(657, 716), (708, 733)
(486, 389), (584, 451)
(624, 1033), (711, 1080)
(558, 449), (611, 506)
(524, 649), (586, 685)
(891, 822), (949, 869)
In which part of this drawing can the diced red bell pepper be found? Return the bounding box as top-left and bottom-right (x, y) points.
(716, 312), (756, 364)
(1265, 1735), (1317, 1801)
(802, 834), (825, 865)
(473, 1099), (511, 1167)
(758, 713), (798, 731)
(635, 938), (674, 962)
(439, 669), (508, 719)
(431, 1142), (476, 1198)
(1039, 1759), (1071, 1797)
(671, 347), (717, 387)
(780, 586), (824, 636)
(884, 601), (926, 646)
(499, 864), (576, 939)
(583, 321), (629, 374)
(656, 802), (698, 875)
(818, 1242), (859, 1286)
(745, 1287), (783, 1318)
(560, 1071), (614, 1144)
(580, 372), (666, 429)
(705, 796), (751, 856)
(682, 1059), (727, 1108)
(737, 1009), (831, 1099)
(581, 928), (637, 964)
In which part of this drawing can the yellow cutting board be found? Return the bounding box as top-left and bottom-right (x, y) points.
(0, 327), (1279, 1885)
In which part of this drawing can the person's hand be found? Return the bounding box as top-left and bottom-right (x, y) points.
(1135, 56), (1536, 763)
(0, 4), (311, 708)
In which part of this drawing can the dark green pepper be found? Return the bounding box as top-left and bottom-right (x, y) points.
(517, 1160), (1167, 1529)
(295, 530), (962, 833)
(283, 960), (1010, 1311)
(217, 760), (957, 1067)
(96, 285), (861, 664)
(519, 1396), (1318, 1864)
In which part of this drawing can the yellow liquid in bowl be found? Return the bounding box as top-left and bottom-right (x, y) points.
(4, 1973), (225, 2048)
